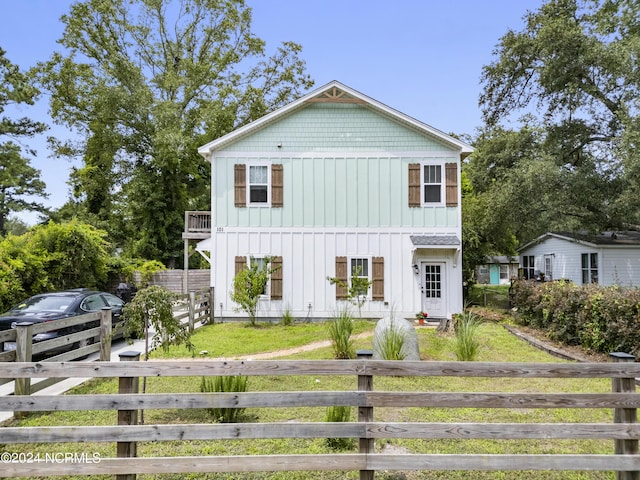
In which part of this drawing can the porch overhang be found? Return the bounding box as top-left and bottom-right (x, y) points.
(410, 235), (460, 249)
(411, 235), (461, 267)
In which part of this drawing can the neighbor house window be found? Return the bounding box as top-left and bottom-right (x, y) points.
(248, 165), (269, 204)
(522, 255), (535, 280)
(499, 265), (509, 281)
(581, 253), (598, 284)
(423, 165), (442, 204)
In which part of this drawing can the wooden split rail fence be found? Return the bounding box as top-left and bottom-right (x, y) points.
(0, 290), (211, 397)
(1, 352), (640, 478)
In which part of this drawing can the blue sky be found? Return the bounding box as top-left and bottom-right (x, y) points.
(0, 0), (544, 223)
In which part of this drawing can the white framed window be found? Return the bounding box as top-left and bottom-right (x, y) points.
(581, 253), (598, 284)
(422, 164), (443, 204)
(349, 257), (371, 297)
(499, 265), (509, 280)
(248, 164), (270, 205)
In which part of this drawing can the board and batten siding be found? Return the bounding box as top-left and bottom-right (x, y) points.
(215, 156), (459, 229)
(213, 229), (461, 319)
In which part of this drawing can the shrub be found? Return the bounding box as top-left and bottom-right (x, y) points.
(324, 405), (354, 450)
(454, 310), (482, 361)
(510, 280), (640, 355)
(200, 375), (248, 423)
(328, 307), (355, 359)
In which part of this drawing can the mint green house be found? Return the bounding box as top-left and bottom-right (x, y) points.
(197, 81), (473, 321)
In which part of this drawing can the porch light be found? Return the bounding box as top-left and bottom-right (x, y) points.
(412, 264), (419, 275)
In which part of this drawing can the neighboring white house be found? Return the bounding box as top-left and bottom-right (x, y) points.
(196, 80), (473, 321)
(517, 231), (640, 286)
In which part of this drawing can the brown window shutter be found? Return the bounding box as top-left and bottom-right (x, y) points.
(235, 256), (247, 276)
(234, 164), (246, 207)
(270, 256), (283, 300)
(445, 162), (458, 207)
(271, 164), (283, 207)
(335, 256), (348, 300)
(372, 257), (384, 301)
(408, 163), (420, 207)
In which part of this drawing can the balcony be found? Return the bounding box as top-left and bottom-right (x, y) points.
(182, 211), (211, 240)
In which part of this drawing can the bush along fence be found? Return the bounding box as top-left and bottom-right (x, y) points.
(0, 289), (212, 397)
(1, 352), (640, 478)
(510, 279), (640, 355)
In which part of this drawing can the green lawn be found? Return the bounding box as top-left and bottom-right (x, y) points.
(3, 320), (618, 480)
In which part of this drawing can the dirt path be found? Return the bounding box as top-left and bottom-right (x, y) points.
(207, 331), (375, 360)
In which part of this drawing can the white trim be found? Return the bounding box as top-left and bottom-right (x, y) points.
(246, 162), (271, 207)
(421, 163), (445, 207)
(347, 256), (372, 301)
(207, 150), (461, 159)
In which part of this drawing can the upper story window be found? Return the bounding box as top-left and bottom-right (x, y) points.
(249, 165), (269, 204)
(581, 253), (598, 284)
(423, 165), (442, 204)
(234, 163), (283, 208)
(408, 162), (457, 207)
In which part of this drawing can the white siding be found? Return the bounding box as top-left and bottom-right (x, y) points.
(213, 229), (462, 320)
(520, 236), (640, 286)
(601, 249), (640, 286)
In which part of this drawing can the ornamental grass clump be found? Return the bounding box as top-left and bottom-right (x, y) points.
(200, 375), (248, 423)
(375, 316), (406, 360)
(324, 405), (354, 450)
(328, 307), (355, 359)
(454, 310), (483, 361)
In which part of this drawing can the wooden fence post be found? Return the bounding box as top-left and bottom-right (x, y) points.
(117, 351), (140, 480)
(14, 322), (33, 419)
(100, 307), (112, 362)
(357, 349), (374, 480)
(611, 352), (639, 480)
(188, 291), (196, 333)
(209, 286), (215, 324)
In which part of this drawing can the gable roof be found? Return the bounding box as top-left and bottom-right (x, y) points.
(198, 80), (474, 157)
(518, 231), (640, 252)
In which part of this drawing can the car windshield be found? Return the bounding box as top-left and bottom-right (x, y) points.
(12, 296), (74, 313)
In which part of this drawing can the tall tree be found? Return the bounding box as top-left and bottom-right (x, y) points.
(38, 0), (313, 264)
(0, 48), (48, 235)
(479, 0), (640, 229)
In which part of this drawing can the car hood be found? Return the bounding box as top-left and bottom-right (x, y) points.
(0, 311), (71, 330)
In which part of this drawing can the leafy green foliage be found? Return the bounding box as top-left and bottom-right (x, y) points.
(123, 285), (194, 359)
(200, 375), (248, 423)
(0, 48), (48, 235)
(37, 0), (313, 265)
(511, 279), (640, 355)
(29, 220), (110, 290)
(454, 311), (483, 361)
(478, 0), (640, 235)
(230, 257), (279, 326)
(326, 265), (372, 316)
(327, 307), (355, 359)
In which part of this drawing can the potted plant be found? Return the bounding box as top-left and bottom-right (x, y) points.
(415, 311), (429, 325)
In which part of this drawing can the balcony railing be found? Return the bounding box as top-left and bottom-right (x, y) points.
(184, 211), (211, 237)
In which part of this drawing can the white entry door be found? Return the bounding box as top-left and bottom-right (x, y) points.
(421, 263), (446, 318)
